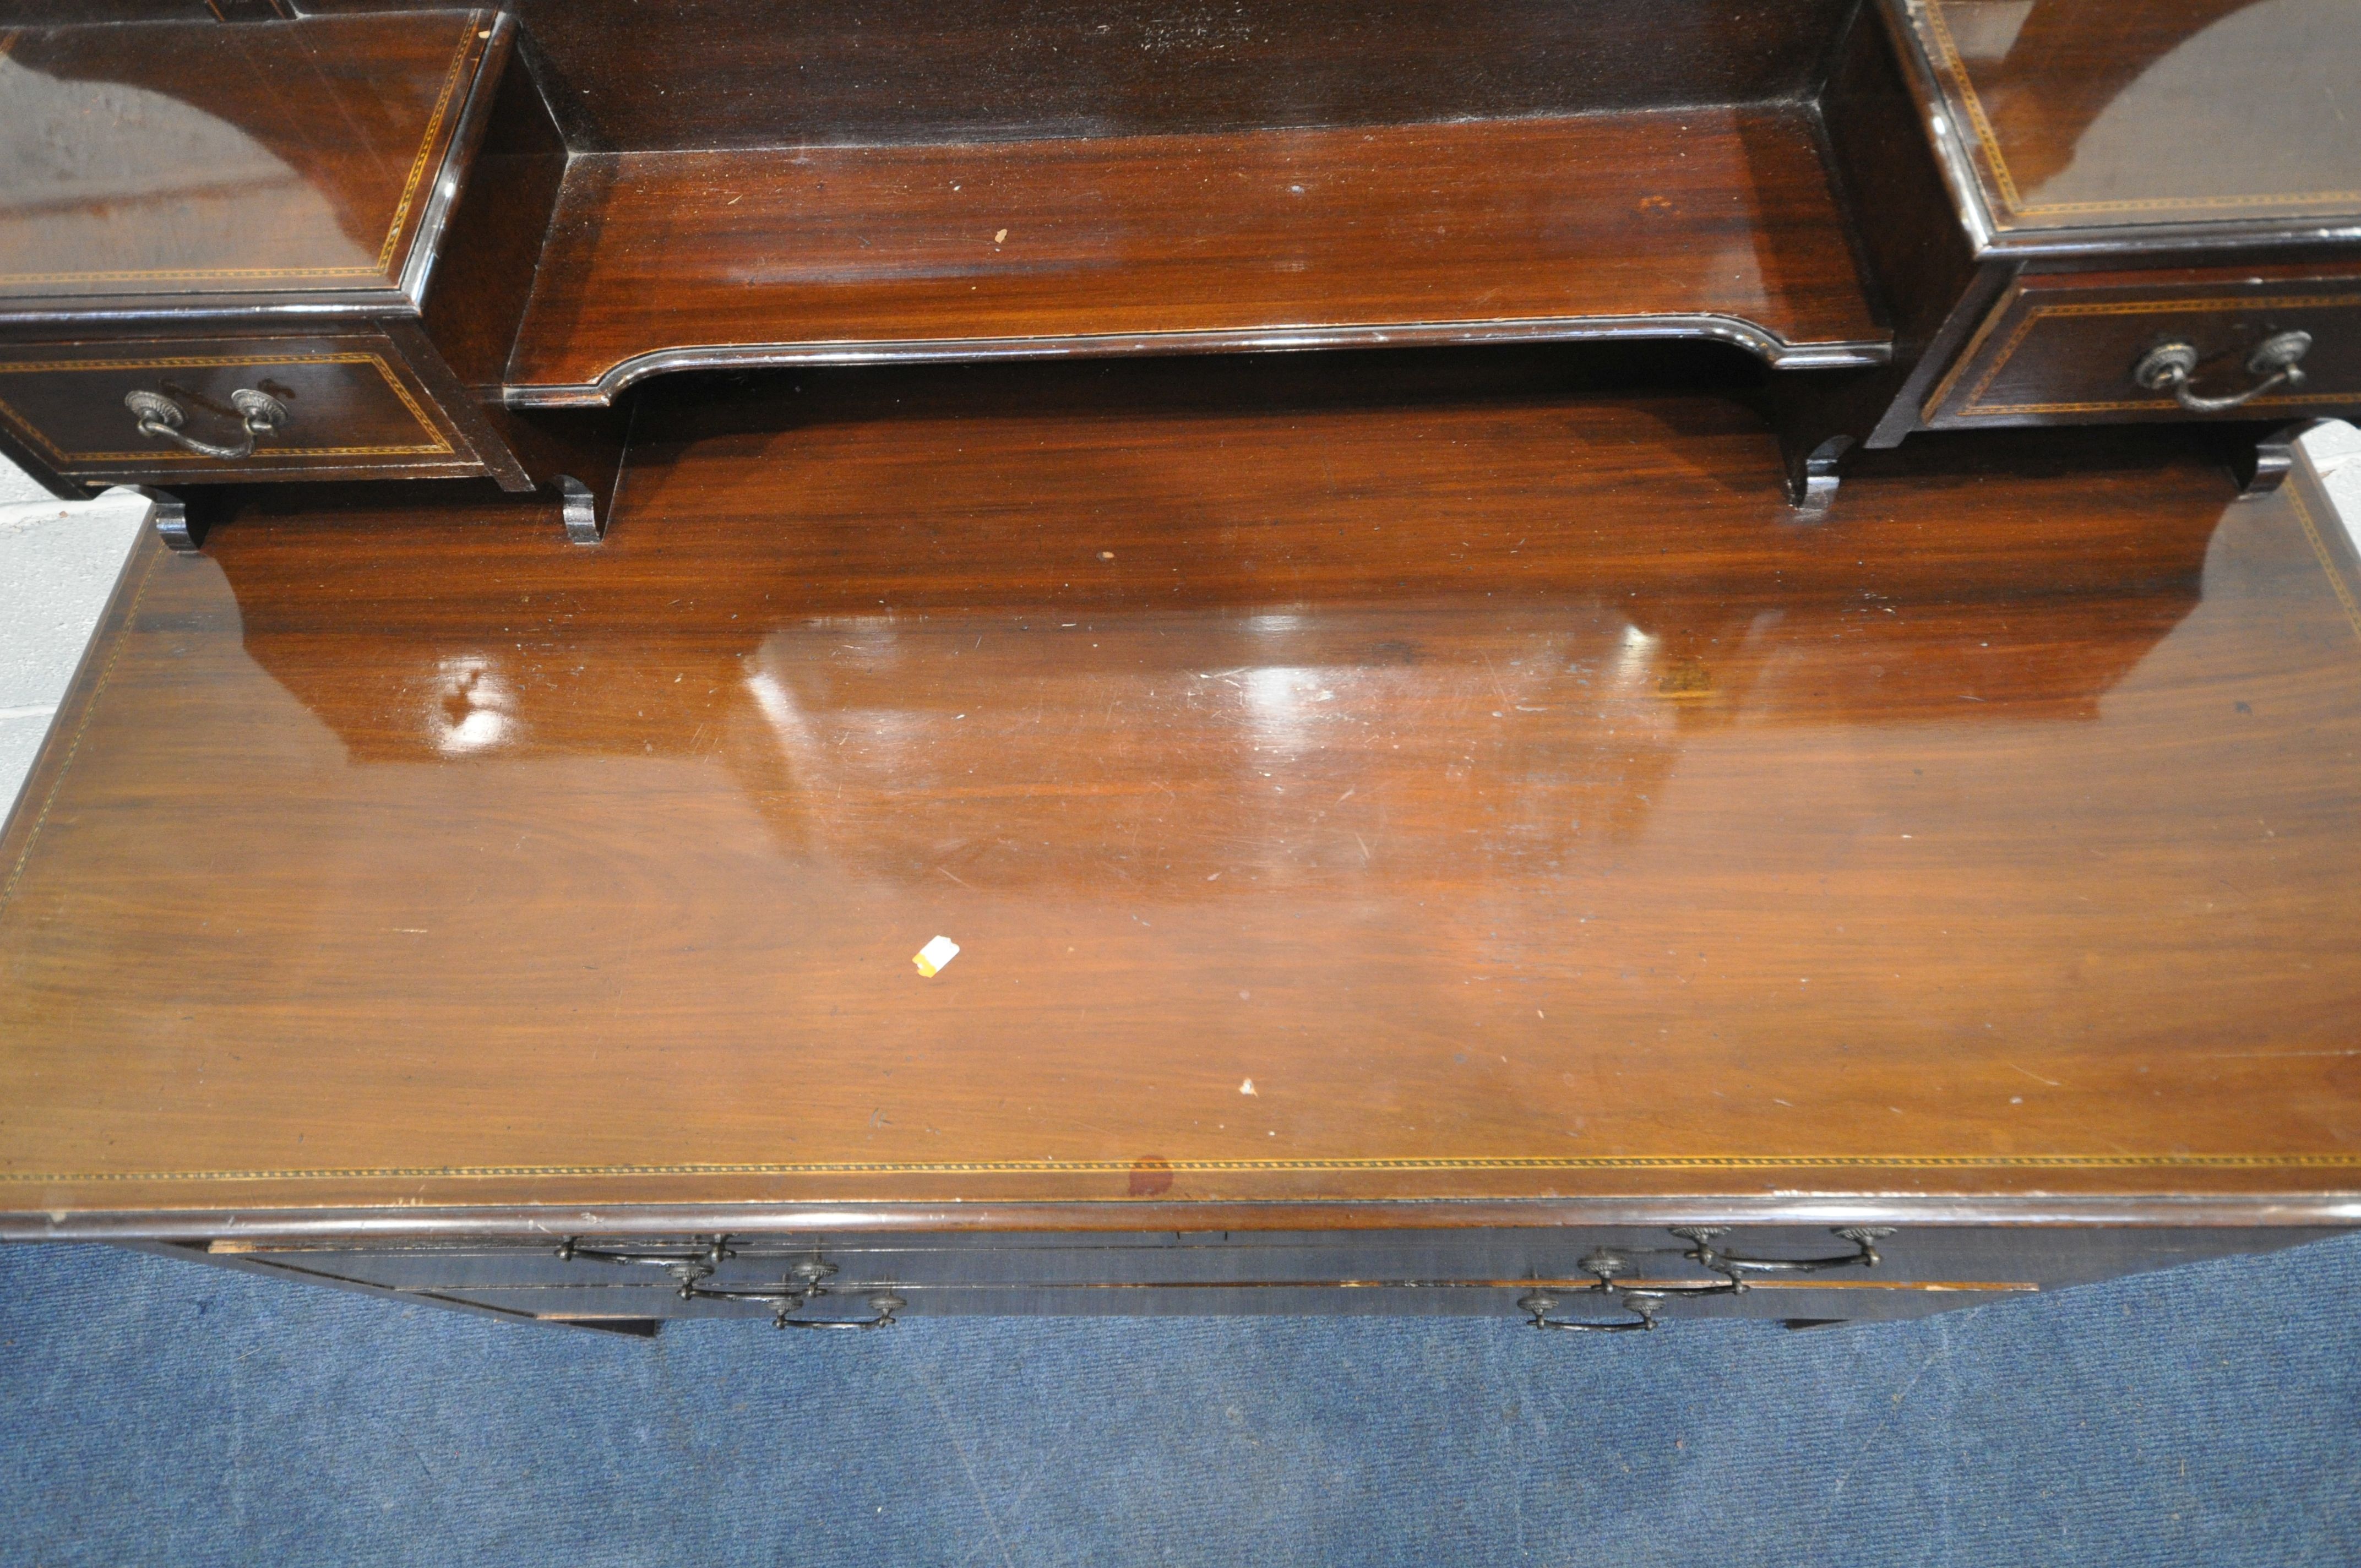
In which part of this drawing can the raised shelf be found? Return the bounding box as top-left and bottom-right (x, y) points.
(503, 106), (1889, 405)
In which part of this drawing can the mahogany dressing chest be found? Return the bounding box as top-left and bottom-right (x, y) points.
(1, 0), (2357, 1335)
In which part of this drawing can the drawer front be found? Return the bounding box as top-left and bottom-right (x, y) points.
(419, 1279), (2033, 1325)
(222, 1226), (1976, 1294)
(214, 1224), (2335, 1315)
(1923, 272), (2361, 427)
(0, 335), (487, 482)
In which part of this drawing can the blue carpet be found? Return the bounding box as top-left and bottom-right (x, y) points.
(3, 1234), (2358, 1566)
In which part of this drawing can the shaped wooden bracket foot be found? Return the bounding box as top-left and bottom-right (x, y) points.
(98, 485), (202, 552)
(2231, 420), (2326, 501)
(1783, 433), (1854, 516)
(558, 476), (605, 545)
(486, 401), (631, 547)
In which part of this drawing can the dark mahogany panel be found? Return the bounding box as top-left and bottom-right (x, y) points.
(300, 0), (1857, 150)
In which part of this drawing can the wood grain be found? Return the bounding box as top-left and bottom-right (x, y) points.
(504, 108), (1886, 401)
(296, 0), (1856, 151)
(2, 355), (2358, 1229)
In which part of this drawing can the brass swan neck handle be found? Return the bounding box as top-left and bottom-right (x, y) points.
(125, 387), (289, 460)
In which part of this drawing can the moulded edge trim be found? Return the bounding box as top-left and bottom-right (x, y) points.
(503, 317), (1895, 408)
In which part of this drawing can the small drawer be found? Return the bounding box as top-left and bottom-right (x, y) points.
(1923, 269), (2361, 427)
(0, 334), (489, 483)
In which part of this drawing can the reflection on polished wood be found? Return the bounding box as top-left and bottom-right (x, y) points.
(1911, 0), (2361, 233)
(0, 13), (494, 302)
(2, 356), (2359, 1227)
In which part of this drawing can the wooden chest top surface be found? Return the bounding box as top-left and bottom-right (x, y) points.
(3, 358), (2359, 1233)
(0, 11), (494, 309)
(1901, 0), (2361, 242)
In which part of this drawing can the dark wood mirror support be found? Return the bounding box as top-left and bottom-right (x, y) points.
(3, 0), (2352, 531)
(1791, 0), (2361, 500)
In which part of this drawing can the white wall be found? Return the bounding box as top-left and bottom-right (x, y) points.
(0, 481), (150, 818)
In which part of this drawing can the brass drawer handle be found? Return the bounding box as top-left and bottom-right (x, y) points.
(124, 386), (289, 460)
(556, 1233), (735, 1289)
(1517, 1288), (1665, 1332)
(2132, 330), (2311, 413)
(1515, 1227), (1895, 1331)
(770, 1292), (906, 1331)
(557, 1238), (901, 1328)
(1515, 1243), (1743, 1332)
(1669, 1225), (1893, 1284)
(695, 1270), (905, 1330)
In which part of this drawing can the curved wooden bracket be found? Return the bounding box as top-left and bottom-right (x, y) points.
(558, 476), (605, 545)
(2230, 420), (2328, 502)
(1784, 433), (1856, 515)
(97, 485), (201, 553)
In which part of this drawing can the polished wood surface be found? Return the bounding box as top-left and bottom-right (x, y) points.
(3, 354), (2359, 1229)
(1809, 0), (2001, 459)
(0, 0), (2349, 518)
(1903, 0), (2361, 238)
(0, 12), (495, 308)
(504, 108), (1884, 402)
(1824, 3), (1979, 364)
(414, 33), (569, 400)
(303, 0), (1856, 150)
(1924, 266), (2361, 427)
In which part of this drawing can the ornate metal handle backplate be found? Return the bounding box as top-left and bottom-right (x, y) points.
(2131, 330), (2312, 413)
(124, 387), (289, 459)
